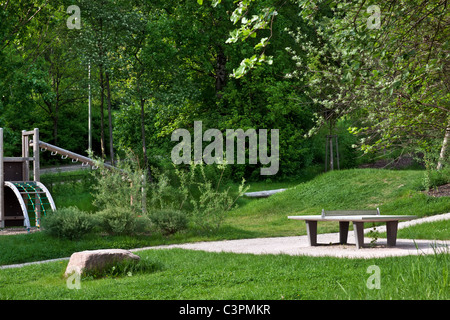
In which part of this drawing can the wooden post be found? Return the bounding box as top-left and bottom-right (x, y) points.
(22, 130), (30, 181)
(33, 128), (41, 227)
(33, 128), (40, 182)
(0, 128), (4, 228)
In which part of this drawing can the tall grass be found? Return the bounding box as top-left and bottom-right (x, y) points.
(0, 249), (448, 300)
(40, 170), (96, 212)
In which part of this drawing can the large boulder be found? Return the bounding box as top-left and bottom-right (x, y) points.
(64, 249), (140, 277)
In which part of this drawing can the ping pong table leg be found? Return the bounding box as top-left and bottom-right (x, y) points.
(339, 221), (349, 244)
(353, 222), (365, 249)
(305, 220), (318, 246)
(386, 221), (398, 247)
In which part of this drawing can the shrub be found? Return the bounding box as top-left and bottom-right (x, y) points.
(149, 209), (188, 236)
(40, 207), (96, 240)
(90, 154), (146, 214)
(97, 207), (139, 236)
(187, 164), (248, 232)
(90, 155), (248, 234)
(148, 163), (249, 233)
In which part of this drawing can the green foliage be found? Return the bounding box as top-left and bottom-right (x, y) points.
(3, 0), (448, 188)
(366, 223), (380, 248)
(90, 154), (146, 214)
(90, 154), (247, 234)
(187, 164), (249, 232)
(286, 0), (449, 157)
(224, 0), (277, 78)
(110, 0), (328, 181)
(149, 209), (188, 236)
(113, 102), (175, 169)
(414, 142), (450, 191)
(147, 163), (249, 232)
(422, 165), (450, 193)
(40, 207), (97, 240)
(97, 207), (139, 236)
(89, 155), (151, 235)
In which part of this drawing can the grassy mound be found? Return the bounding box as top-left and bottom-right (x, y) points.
(225, 169), (450, 237)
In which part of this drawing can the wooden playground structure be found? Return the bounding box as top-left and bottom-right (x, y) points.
(0, 128), (109, 230)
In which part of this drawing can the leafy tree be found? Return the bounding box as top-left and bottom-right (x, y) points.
(0, 1), (51, 153)
(0, 1), (89, 154)
(0, 1), (50, 51)
(67, 0), (142, 163)
(113, 0), (319, 179)
(294, 0), (449, 167)
(226, 0), (449, 168)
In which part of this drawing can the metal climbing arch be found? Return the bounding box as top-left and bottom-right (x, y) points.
(4, 181), (56, 230)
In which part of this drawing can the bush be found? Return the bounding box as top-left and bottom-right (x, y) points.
(148, 163), (248, 233)
(90, 156), (248, 234)
(149, 209), (188, 236)
(187, 164), (248, 232)
(40, 207), (96, 240)
(90, 154), (145, 214)
(97, 207), (139, 236)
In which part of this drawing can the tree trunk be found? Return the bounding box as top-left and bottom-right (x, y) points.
(140, 97), (152, 183)
(215, 46), (227, 99)
(53, 83), (59, 146)
(98, 17), (106, 160)
(437, 117), (450, 170)
(105, 70), (114, 166)
(99, 65), (105, 159)
(53, 114), (58, 146)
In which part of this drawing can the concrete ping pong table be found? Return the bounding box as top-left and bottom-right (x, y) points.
(288, 209), (417, 249)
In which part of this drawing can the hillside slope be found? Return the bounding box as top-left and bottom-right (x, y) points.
(225, 169), (450, 237)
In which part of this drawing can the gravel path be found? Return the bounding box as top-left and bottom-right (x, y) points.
(1, 213), (449, 270)
(134, 213), (450, 259)
(142, 233), (448, 259)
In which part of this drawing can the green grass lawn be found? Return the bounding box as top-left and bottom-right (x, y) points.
(0, 249), (448, 300)
(0, 168), (448, 300)
(1, 168), (448, 266)
(395, 219), (450, 240)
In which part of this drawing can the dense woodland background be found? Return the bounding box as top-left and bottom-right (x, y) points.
(0, 0), (448, 181)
